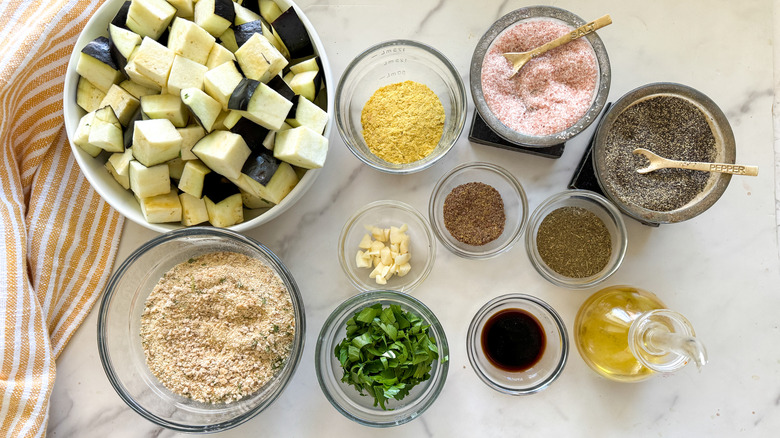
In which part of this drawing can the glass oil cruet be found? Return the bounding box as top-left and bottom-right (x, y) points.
(574, 285), (707, 382)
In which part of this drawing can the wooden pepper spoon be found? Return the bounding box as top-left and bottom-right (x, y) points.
(503, 14), (612, 77)
(633, 148), (759, 176)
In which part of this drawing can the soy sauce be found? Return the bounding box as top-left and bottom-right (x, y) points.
(481, 308), (545, 371)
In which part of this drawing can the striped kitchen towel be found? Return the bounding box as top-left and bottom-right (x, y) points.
(0, 1), (123, 436)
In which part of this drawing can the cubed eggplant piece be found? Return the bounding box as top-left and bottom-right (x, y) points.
(233, 20), (264, 48)
(259, 0), (283, 23)
(202, 171), (240, 204)
(230, 117), (270, 153)
(110, 1), (131, 29)
(77, 36), (123, 93)
(108, 24), (141, 73)
(242, 150), (280, 186)
(126, 0), (176, 40)
(228, 78), (259, 111)
(271, 7), (314, 59)
(267, 74), (296, 104)
(194, 0), (236, 37)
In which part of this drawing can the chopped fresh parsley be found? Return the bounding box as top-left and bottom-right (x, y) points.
(334, 303), (442, 410)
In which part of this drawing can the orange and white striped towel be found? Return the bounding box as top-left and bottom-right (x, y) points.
(0, 1), (123, 436)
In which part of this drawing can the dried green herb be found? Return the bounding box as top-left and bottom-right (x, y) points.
(536, 206), (611, 278)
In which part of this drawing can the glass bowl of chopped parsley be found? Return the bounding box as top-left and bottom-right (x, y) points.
(335, 39), (467, 174)
(524, 189), (627, 288)
(315, 290), (449, 427)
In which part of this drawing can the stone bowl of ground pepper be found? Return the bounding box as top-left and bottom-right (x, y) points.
(592, 82), (736, 224)
(335, 40), (467, 174)
(525, 190), (627, 289)
(429, 162), (528, 259)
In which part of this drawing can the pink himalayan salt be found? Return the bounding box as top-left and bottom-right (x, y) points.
(481, 19), (598, 136)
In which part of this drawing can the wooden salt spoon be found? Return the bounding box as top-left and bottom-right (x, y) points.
(503, 14), (612, 77)
(633, 148), (759, 176)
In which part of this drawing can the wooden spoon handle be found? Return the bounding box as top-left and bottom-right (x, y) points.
(528, 14), (612, 58)
(676, 160), (759, 176)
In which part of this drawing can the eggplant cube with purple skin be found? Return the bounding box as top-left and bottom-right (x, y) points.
(76, 36), (123, 93)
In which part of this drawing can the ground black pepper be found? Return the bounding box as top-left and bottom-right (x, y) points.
(602, 95), (717, 211)
(536, 206), (611, 278)
(443, 182), (505, 246)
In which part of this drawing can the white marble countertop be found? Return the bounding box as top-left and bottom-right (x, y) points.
(49, 0), (780, 436)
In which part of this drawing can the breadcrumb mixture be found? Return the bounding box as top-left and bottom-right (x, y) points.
(140, 251), (295, 404)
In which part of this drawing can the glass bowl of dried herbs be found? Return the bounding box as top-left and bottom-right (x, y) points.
(428, 162), (529, 259)
(524, 190), (627, 289)
(315, 290), (450, 427)
(335, 39), (467, 174)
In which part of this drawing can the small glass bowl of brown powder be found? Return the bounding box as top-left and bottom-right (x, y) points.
(335, 39), (467, 174)
(429, 162), (529, 259)
(525, 190), (627, 288)
(97, 227), (306, 432)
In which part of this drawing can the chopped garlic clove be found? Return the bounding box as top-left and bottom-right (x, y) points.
(358, 233), (372, 249)
(394, 253), (411, 265)
(398, 263), (411, 277)
(369, 262), (385, 279)
(368, 240), (385, 255)
(380, 246), (392, 265)
(356, 250), (372, 268)
(371, 227), (387, 242)
(400, 237), (409, 254)
(375, 275), (387, 285)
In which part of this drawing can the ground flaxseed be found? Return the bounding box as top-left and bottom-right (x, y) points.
(140, 251), (295, 404)
(443, 182), (505, 246)
(361, 80), (445, 164)
(602, 95), (717, 211)
(536, 206), (611, 278)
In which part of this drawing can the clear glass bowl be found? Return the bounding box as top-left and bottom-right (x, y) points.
(525, 190), (627, 289)
(338, 200), (436, 292)
(467, 294), (568, 395)
(428, 162), (528, 259)
(335, 39), (467, 173)
(97, 227), (306, 432)
(315, 290), (449, 427)
(470, 6), (611, 147)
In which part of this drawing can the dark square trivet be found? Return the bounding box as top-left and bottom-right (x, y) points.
(468, 110), (565, 159)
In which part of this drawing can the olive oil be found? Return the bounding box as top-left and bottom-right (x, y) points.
(574, 286), (665, 382)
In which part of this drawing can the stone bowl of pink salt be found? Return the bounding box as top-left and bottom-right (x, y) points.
(470, 6), (611, 147)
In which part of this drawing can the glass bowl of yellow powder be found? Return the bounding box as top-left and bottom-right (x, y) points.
(335, 40), (467, 174)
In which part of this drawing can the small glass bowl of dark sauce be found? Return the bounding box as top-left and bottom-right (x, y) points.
(467, 294), (568, 395)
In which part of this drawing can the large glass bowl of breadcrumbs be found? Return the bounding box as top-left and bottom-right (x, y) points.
(97, 227), (305, 432)
(335, 39), (467, 174)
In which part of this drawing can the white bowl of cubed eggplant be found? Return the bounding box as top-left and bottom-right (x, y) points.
(63, 0), (333, 232)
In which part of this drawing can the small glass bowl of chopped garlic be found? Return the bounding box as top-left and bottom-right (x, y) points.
(338, 200), (436, 292)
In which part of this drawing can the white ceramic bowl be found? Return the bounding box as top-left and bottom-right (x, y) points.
(62, 0), (333, 233)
